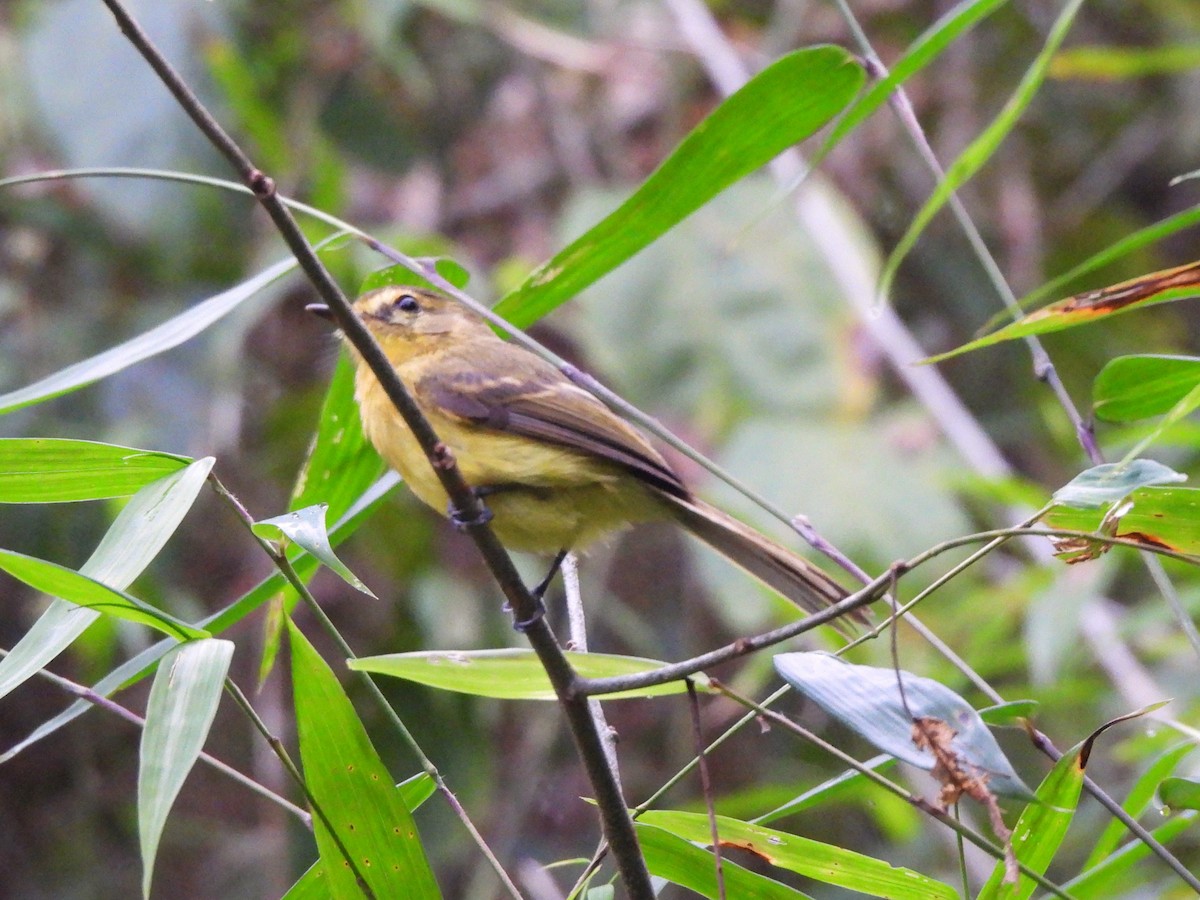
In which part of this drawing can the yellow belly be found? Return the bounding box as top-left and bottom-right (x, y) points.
(356, 375), (663, 552)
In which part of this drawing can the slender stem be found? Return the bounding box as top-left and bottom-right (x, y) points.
(687, 680), (726, 900)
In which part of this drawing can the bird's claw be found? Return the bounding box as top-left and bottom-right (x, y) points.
(448, 498), (493, 530)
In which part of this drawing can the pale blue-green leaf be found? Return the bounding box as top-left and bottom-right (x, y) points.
(1053, 459), (1187, 509)
(0, 459), (214, 701)
(0, 439), (189, 502)
(0, 255), (297, 415)
(878, 0), (1087, 300)
(139, 639), (234, 898)
(775, 653), (1031, 799)
(254, 504), (376, 598)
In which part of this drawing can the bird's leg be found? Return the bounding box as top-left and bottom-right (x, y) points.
(512, 549), (568, 633)
(446, 483), (520, 529)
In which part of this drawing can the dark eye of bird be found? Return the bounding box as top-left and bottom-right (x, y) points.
(396, 294), (420, 314)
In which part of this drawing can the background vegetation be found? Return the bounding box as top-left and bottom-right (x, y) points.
(2, 0), (1200, 897)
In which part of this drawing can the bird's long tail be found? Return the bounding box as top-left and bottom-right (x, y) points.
(659, 494), (866, 626)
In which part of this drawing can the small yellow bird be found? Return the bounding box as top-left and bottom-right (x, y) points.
(309, 286), (857, 623)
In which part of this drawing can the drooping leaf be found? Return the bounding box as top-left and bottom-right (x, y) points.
(640, 810), (957, 899)
(494, 46), (864, 327)
(254, 504), (376, 598)
(0, 255), (299, 415)
(0, 458), (214, 702)
(139, 639), (234, 898)
(288, 618), (440, 898)
(350, 648), (702, 700)
(774, 653), (1031, 799)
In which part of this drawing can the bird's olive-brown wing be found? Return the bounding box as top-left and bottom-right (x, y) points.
(415, 349), (688, 499)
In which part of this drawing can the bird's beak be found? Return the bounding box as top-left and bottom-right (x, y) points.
(305, 302), (333, 320)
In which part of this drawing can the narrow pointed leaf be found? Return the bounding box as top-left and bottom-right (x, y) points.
(977, 746), (1085, 899)
(0, 549), (205, 640)
(1050, 44), (1200, 80)
(139, 639), (234, 898)
(637, 823), (810, 898)
(640, 810), (956, 899)
(288, 618), (440, 899)
(1052, 459), (1186, 509)
(0, 438), (189, 502)
(254, 504), (376, 598)
(928, 258), (1200, 362)
(350, 648), (703, 700)
(0, 458), (214, 701)
(1064, 813), (1197, 898)
(880, 0), (1086, 300)
(755, 754), (896, 825)
(0, 256), (298, 415)
(494, 46), (864, 326)
(775, 653), (1031, 799)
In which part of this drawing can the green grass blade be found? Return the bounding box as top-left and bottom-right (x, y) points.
(0, 438), (190, 502)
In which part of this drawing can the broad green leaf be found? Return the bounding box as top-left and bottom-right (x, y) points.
(359, 259), (470, 295)
(280, 771), (438, 900)
(0, 255), (298, 415)
(879, 0), (1086, 300)
(927, 259), (1200, 362)
(139, 639), (234, 898)
(979, 700), (1039, 726)
(0, 474), (396, 763)
(774, 653), (1031, 799)
(494, 46), (864, 327)
(640, 811), (956, 899)
(1044, 485), (1200, 556)
(1123, 380), (1200, 461)
(254, 504), (376, 598)
(288, 618), (440, 899)
(1094, 355), (1200, 422)
(350, 648), (704, 700)
(1064, 812), (1197, 898)
(977, 746), (1085, 899)
(755, 754), (896, 825)
(1084, 743), (1194, 868)
(1051, 44), (1200, 80)
(1160, 776), (1200, 811)
(0, 548), (206, 641)
(1052, 460), (1186, 509)
(0, 439), (189, 502)
(819, 0), (1010, 158)
(637, 823), (810, 898)
(0, 458), (214, 701)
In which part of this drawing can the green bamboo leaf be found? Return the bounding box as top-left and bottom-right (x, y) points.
(1094, 355), (1200, 422)
(640, 810), (956, 899)
(0, 255), (298, 415)
(637, 823), (810, 898)
(1160, 777), (1200, 811)
(0, 474), (396, 763)
(1044, 484), (1200, 556)
(979, 700), (1039, 726)
(977, 746), (1085, 899)
(139, 639), (234, 899)
(754, 754), (896, 825)
(254, 504), (376, 598)
(288, 617), (440, 899)
(819, 0), (1010, 158)
(1063, 813), (1197, 898)
(879, 0), (1087, 301)
(775, 653), (1031, 799)
(350, 648), (704, 700)
(494, 46), (864, 326)
(0, 458), (214, 702)
(1052, 460), (1186, 509)
(1084, 743), (1194, 868)
(1051, 44), (1200, 80)
(0, 549), (205, 640)
(0, 438), (190, 503)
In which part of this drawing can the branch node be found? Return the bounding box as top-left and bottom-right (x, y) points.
(249, 169), (276, 198)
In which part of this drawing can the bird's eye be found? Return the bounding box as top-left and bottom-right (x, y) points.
(395, 294), (420, 314)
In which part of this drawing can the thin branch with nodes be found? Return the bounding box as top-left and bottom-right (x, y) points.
(95, 0), (650, 894)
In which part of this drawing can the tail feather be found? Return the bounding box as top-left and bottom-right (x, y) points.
(660, 494), (865, 626)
